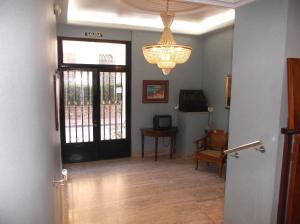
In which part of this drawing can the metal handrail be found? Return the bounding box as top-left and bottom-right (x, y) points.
(224, 140), (264, 155)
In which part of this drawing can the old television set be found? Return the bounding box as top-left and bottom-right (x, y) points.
(179, 90), (208, 112)
(153, 115), (172, 130)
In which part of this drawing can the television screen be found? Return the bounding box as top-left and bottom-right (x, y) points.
(159, 117), (171, 128)
(153, 115), (172, 130)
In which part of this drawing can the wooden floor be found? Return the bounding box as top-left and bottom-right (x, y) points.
(62, 157), (225, 224)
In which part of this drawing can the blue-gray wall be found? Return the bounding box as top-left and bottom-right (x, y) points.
(202, 27), (234, 131)
(0, 0), (62, 223)
(57, 24), (203, 157)
(131, 31), (203, 155)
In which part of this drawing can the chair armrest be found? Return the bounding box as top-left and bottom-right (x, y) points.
(195, 147), (205, 152)
(194, 136), (207, 149)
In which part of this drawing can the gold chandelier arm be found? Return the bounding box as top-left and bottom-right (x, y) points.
(160, 12), (175, 29)
(158, 27), (176, 45)
(166, 0), (170, 12)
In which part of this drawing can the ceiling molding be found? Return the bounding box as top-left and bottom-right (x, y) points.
(55, 0), (259, 35)
(181, 0), (256, 8)
(233, 0), (257, 7)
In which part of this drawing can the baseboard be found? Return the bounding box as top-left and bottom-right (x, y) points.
(131, 150), (194, 160)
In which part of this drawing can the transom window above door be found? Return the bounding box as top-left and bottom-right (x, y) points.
(62, 40), (126, 65)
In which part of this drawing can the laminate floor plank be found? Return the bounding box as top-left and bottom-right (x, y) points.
(63, 157), (225, 224)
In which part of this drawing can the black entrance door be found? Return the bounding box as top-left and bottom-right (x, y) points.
(58, 37), (131, 163)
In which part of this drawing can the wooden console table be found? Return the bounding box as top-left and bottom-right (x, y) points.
(141, 127), (177, 161)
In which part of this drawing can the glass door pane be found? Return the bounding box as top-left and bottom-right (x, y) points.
(100, 72), (126, 140)
(64, 70), (93, 143)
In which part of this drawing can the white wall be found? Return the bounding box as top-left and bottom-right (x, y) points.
(224, 0), (290, 223)
(202, 27), (234, 131)
(0, 1), (61, 223)
(57, 24), (203, 157)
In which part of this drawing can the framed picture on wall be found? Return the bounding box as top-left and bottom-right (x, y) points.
(53, 71), (60, 131)
(143, 80), (169, 103)
(225, 74), (232, 109)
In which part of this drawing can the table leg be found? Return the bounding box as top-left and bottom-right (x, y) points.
(155, 136), (158, 161)
(173, 136), (176, 158)
(170, 137), (173, 160)
(141, 134), (145, 159)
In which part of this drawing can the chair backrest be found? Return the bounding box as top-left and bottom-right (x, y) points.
(206, 129), (228, 151)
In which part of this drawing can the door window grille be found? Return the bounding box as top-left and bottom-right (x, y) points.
(100, 72), (126, 140)
(64, 70), (93, 143)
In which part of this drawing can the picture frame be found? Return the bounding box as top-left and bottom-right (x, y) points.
(53, 71), (60, 131)
(142, 80), (169, 103)
(225, 74), (232, 109)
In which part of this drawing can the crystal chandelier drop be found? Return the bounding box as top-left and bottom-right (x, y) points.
(142, 0), (192, 76)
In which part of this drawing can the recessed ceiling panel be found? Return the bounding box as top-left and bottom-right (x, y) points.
(122, 0), (209, 14)
(184, 0), (255, 8)
(57, 0), (255, 35)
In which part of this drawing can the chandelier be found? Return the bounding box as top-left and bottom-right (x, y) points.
(142, 0), (192, 75)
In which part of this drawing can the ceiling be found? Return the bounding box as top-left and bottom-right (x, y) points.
(57, 0), (255, 35)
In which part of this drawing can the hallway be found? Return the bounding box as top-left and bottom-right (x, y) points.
(63, 158), (225, 224)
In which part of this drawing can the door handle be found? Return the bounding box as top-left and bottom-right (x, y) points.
(93, 123), (99, 128)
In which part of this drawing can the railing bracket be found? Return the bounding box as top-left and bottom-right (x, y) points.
(230, 152), (240, 158)
(255, 146), (266, 153)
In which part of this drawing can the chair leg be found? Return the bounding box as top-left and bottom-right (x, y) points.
(195, 159), (199, 170)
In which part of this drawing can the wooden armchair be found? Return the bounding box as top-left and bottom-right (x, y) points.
(194, 129), (228, 177)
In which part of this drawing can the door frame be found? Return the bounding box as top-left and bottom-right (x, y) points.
(57, 36), (132, 163)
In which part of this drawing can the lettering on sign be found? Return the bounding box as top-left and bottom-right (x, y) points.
(84, 32), (103, 38)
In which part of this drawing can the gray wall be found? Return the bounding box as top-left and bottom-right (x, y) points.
(202, 27), (234, 131)
(57, 24), (203, 157)
(224, 0), (291, 223)
(177, 112), (209, 156)
(285, 0), (300, 57)
(272, 0), (300, 221)
(0, 1), (61, 224)
(57, 24), (132, 41)
(131, 30), (203, 155)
